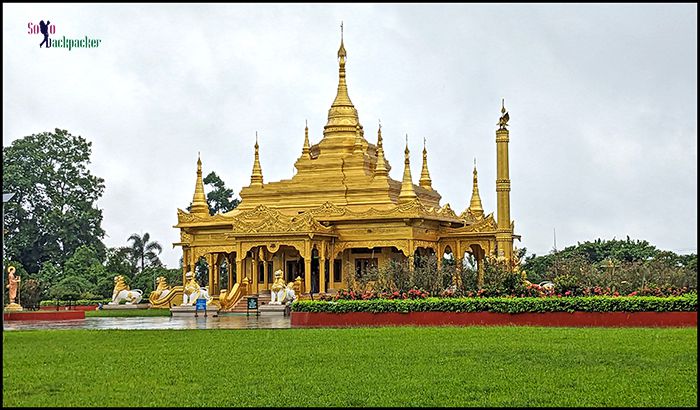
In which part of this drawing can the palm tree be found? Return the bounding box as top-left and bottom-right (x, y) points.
(127, 232), (163, 274)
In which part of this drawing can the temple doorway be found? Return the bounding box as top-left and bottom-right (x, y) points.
(286, 259), (304, 283)
(311, 248), (320, 293)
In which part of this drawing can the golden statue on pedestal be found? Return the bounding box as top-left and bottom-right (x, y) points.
(5, 266), (23, 312)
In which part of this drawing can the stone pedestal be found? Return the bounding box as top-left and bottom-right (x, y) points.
(259, 304), (288, 316)
(4, 303), (24, 312)
(102, 303), (150, 310)
(170, 305), (219, 317)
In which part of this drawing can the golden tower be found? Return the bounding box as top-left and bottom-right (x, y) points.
(495, 100), (513, 260)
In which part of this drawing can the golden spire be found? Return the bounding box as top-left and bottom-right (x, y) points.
(375, 121), (389, 178)
(190, 152), (209, 215)
(250, 132), (263, 187)
(302, 120), (310, 156)
(398, 135), (417, 202)
(325, 22), (360, 131)
(419, 137), (433, 190)
(468, 158), (484, 218)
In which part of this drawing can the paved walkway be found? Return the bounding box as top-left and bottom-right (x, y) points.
(3, 314), (291, 331)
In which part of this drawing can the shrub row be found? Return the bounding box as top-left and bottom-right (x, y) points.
(292, 294), (697, 314)
(39, 298), (112, 307)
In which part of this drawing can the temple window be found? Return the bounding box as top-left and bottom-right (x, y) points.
(333, 259), (342, 282)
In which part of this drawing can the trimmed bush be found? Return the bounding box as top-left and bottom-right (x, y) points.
(39, 298), (111, 307)
(291, 294), (697, 314)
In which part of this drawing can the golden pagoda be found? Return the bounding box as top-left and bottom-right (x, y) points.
(173, 27), (518, 309)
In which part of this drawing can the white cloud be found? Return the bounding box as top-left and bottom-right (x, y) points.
(3, 3), (696, 268)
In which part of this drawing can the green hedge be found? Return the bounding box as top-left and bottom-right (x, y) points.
(39, 298), (112, 307)
(291, 294), (697, 314)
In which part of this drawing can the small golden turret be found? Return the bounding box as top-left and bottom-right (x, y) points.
(189, 152), (210, 215)
(468, 158), (484, 219)
(250, 132), (264, 187)
(302, 120), (310, 157)
(374, 121), (389, 178)
(419, 137), (433, 190)
(398, 135), (417, 202)
(353, 125), (363, 153)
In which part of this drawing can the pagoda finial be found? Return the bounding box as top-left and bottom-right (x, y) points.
(419, 137), (433, 190)
(375, 122), (389, 178)
(190, 153), (209, 215)
(498, 98), (510, 130)
(250, 132), (264, 187)
(325, 23), (360, 133)
(468, 157), (484, 218)
(302, 120), (310, 156)
(399, 134), (417, 202)
(338, 21), (346, 62)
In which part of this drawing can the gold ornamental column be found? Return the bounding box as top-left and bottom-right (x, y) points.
(251, 249), (259, 294)
(304, 241), (312, 293)
(206, 254), (214, 294)
(496, 100), (513, 261)
(182, 247), (190, 284)
(235, 256), (243, 285)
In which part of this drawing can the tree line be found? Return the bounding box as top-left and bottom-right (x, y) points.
(3, 129), (239, 308)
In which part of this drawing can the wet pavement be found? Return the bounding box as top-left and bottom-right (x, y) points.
(2, 314), (291, 331)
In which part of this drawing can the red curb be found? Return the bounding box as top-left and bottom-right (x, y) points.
(4, 310), (86, 321)
(291, 311), (697, 327)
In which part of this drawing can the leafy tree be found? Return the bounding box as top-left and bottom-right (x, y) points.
(20, 278), (42, 310)
(49, 276), (93, 301)
(2, 129), (106, 273)
(104, 246), (137, 279)
(127, 232), (163, 274)
(203, 172), (240, 215)
(186, 171), (240, 215)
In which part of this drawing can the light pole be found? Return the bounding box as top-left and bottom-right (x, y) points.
(3, 192), (16, 327)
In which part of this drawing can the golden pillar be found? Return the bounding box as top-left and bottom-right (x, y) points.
(206, 254), (214, 294)
(181, 247), (190, 285)
(251, 249), (259, 294)
(304, 241), (311, 293)
(496, 100), (513, 261)
(227, 254), (233, 291)
(235, 255), (243, 285)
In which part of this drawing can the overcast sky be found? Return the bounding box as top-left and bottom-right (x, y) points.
(3, 3), (697, 269)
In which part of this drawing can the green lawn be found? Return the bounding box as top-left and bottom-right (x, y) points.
(85, 309), (171, 317)
(2, 327), (696, 407)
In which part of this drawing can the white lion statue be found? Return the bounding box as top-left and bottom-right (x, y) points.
(109, 275), (143, 304)
(181, 271), (212, 306)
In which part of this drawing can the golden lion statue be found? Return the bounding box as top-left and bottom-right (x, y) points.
(149, 276), (171, 303)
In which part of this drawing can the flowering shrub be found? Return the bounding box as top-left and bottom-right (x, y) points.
(331, 288), (429, 301)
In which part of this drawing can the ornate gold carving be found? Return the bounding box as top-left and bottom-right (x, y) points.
(414, 240), (437, 250)
(180, 231), (193, 243)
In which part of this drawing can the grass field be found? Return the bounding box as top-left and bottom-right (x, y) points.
(2, 326), (696, 407)
(85, 309), (171, 317)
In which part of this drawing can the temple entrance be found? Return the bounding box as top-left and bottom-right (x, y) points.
(311, 249), (320, 293)
(286, 259), (304, 283)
